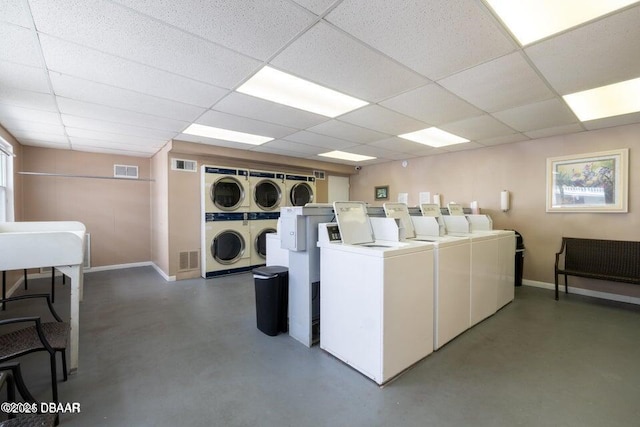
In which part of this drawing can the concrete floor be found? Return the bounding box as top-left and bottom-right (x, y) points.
(2, 266), (640, 426)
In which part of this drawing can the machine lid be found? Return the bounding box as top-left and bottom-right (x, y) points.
(420, 203), (442, 217)
(290, 182), (314, 207)
(211, 230), (246, 264)
(211, 176), (245, 211)
(333, 201), (375, 245)
(383, 202), (416, 239)
(254, 179), (282, 210)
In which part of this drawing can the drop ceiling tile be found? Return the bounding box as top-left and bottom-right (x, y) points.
(291, 0), (336, 15)
(66, 127), (167, 147)
(347, 144), (408, 161)
(326, 0), (515, 79)
(0, 104), (60, 124)
(212, 92), (328, 129)
(19, 139), (70, 149)
(39, 35), (228, 107)
(10, 129), (68, 143)
(439, 52), (556, 112)
(0, 0), (33, 27)
(197, 110), (298, 139)
(477, 133), (529, 147)
(524, 123), (585, 140)
(113, 0), (316, 60)
(56, 97), (190, 132)
(283, 130), (359, 150)
(367, 136), (443, 156)
(439, 141), (484, 152)
(61, 115), (178, 140)
(307, 120), (389, 143)
(253, 139), (326, 155)
(583, 111), (640, 131)
(0, 61), (49, 93)
(29, 0), (261, 89)
(492, 98), (578, 132)
(0, 23), (40, 67)
(0, 85), (56, 111)
(271, 22), (428, 102)
(380, 84), (483, 125)
(51, 74), (205, 122)
(338, 105), (428, 135)
(439, 115), (517, 141)
(69, 139), (156, 157)
(249, 145), (312, 158)
(525, 5), (640, 94)
(4, 119), (64, 135)
(174, 133), (264, 150)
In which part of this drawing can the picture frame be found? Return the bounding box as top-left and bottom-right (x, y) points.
(374, 185), (389, 200)
(546, 148), (628, 213)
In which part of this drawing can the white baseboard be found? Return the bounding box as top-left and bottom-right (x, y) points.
(523, 279), (640, 306)
(151, 263), (175, 282)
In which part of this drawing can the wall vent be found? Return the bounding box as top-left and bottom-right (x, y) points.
(114, 164), (139, 179)
(171, 158), (197, 172)
(313, 170), (326, 180)
(179, 250), (199, 271)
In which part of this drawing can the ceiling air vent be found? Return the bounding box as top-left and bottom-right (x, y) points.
(313, 170), (326, 180)
(172, 158), (197, 172)
(114, 164), (139, 179)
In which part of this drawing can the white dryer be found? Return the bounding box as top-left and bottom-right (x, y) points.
(201, 212), (251, 278)
(202, 165), (250, 213)
(285, 174), (316, 206)
(249, 170), (285, 212)
(249, 212), (279, 266)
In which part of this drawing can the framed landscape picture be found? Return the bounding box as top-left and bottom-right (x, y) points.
(546, 149), (628, 213)
(375, 185), (389, 200)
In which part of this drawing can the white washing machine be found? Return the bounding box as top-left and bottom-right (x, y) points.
(201, 212), (251, 278)
(384, 202), (471, 350)
(443, 208), (515, 327)
(249, 170), (285, 212)
(201, 165), (250, 213)
(249, 212), (279, 266)
(319, 202), (434, 385)
(285, 174), (316, 206)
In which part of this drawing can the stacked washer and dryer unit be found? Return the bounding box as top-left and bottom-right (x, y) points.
(201, 165), (316, 278)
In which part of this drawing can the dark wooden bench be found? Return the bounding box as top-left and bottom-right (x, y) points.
(554, 237), (640, 300)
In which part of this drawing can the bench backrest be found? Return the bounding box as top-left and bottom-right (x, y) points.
(563, 237), (640, 279)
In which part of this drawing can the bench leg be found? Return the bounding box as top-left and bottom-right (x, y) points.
(554, 273), (559, 300)
(564, 274), (569, 295)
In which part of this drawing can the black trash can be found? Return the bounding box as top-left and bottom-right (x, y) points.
(252, 266), (288, 336)
(513, 231), (525, 287)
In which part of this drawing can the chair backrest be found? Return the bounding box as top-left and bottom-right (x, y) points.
(564, 237), (640, 278)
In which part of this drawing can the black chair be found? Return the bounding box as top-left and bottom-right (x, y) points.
(0, 294), (69, 403)
(0, 362), (57, 427)
(2, 269), (64, 310)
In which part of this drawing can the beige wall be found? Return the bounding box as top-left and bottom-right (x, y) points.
(350, 123), (640, 298)
(20, 147), (151, 268)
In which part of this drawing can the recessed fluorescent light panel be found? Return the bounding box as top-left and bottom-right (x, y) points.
(183, 123), (273, 145)
(236, 66), (368, 118)
(486, 0), (638, 45)
(398, 128), (469, 148)
(319, 150), (376, 162)
(563, 77), (640, 122)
